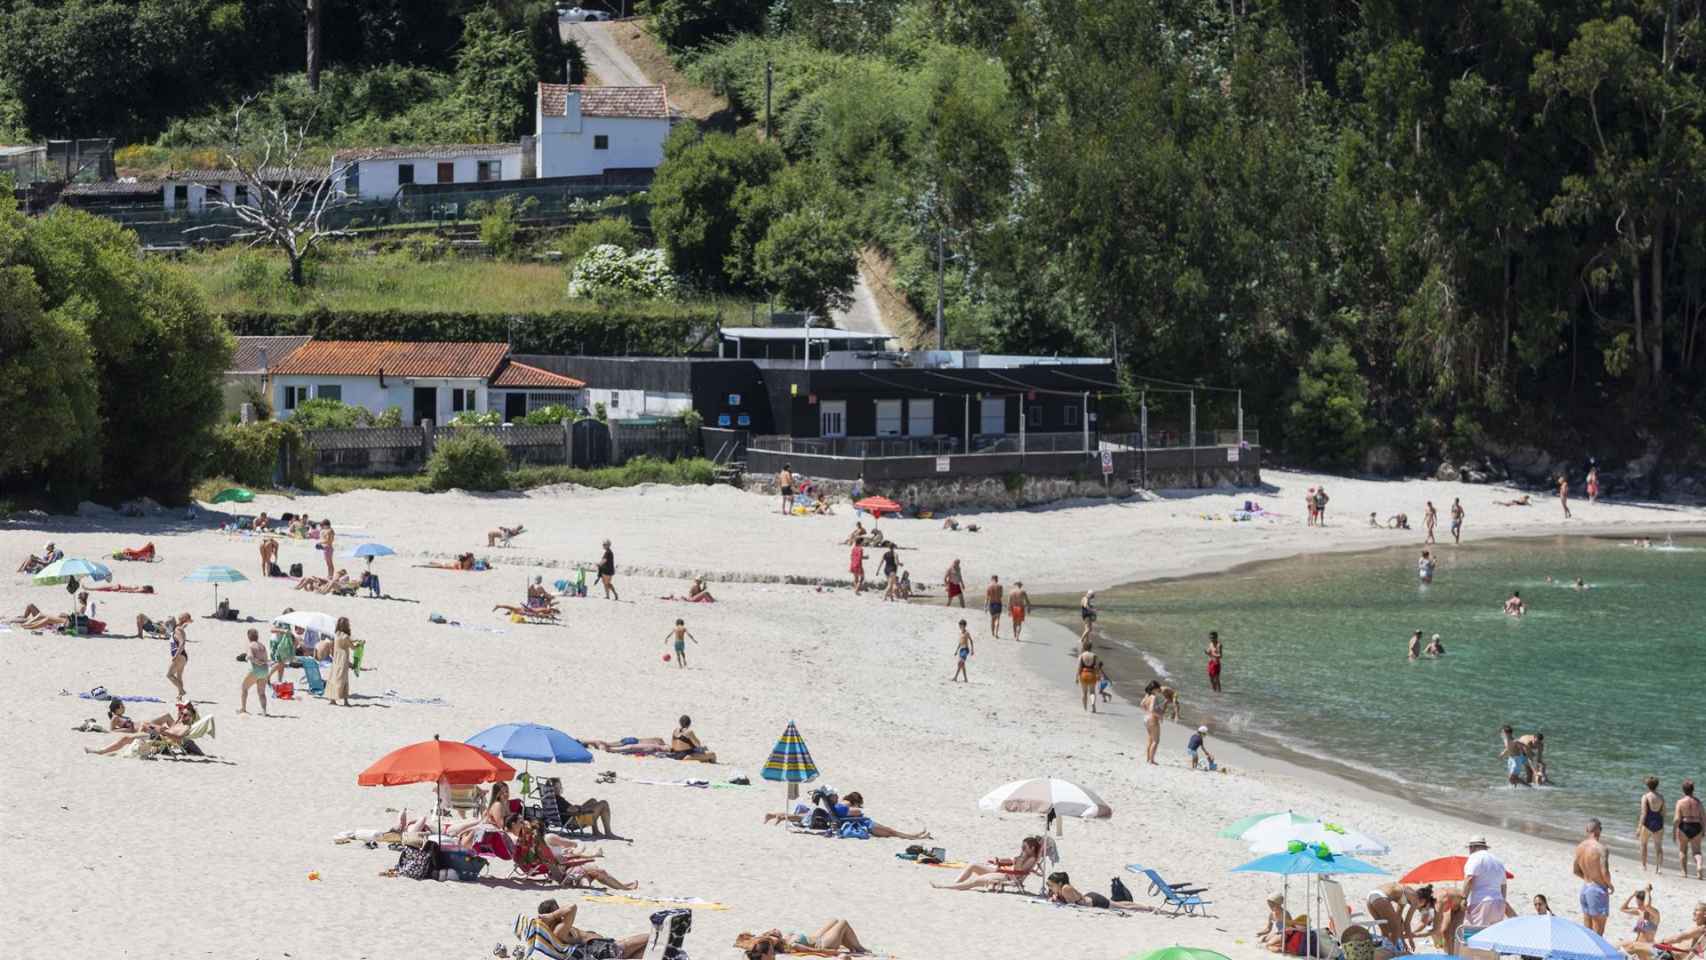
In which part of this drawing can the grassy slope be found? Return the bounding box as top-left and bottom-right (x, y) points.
(604, 20), (729, 123)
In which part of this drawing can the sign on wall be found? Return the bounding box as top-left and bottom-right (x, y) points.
(936, 456), (950, 473)
(1101, 450), (1114, 476)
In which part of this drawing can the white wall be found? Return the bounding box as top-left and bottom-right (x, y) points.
(274, 375), (490, 424)
(537, 101), (668, 178)
(342, 152), (524, 201)
(583, 387), (688, 420)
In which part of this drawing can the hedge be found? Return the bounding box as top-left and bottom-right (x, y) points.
(206, 420), (314, 488)
(223, 307), (716, 356)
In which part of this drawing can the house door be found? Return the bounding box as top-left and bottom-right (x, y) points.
(819, 401), (847, 438)
(980, 397), (1007, 435)
(412, 387), (437, 425)
(504, 393), (527, 422)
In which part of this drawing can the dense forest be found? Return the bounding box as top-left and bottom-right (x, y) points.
(4, 0), (1706, 483)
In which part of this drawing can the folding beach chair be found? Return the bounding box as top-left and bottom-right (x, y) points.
(514, 914), (573, 960)
(537, 778), (596, 838)
(1321, 879), (1379, 938)
(293, 657), (327, 696)
(1125, 865), (1212, 916)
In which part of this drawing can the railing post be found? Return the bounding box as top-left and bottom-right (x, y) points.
(562, 417), (573, 467)
(420, 420), (434, 466)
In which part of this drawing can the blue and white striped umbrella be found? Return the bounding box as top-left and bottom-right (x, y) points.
(1466, 915), (1624, 960)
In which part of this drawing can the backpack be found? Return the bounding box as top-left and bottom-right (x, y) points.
(1110, 876), (1133, 903)
(267, 561), (283, 578)
(395, 840), (437, 880)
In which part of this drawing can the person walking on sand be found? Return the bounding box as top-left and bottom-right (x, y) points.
(1676, 779), (1704, 879)
(1077, 641), (1102, 713)
(1140, 681), (1163, 764)
(1574, 818), (1614, 934)
(1315, 486), (1330, 525)
(944, 559), (965, 608)
(1008, 581), (1031, 642)
(1306, 487), (1318, 526)
(664, 619), (698, 669)
(951, 619), (973, 682)
(597, 539), (618, 600)
(329, 616), (354, 706)
(1587, 464), (1601, 503)
(319, 519), (336, 578)
(1463, 835), (1509, 927)
(984, 575), (1004, 638)
(777, 463), (795, 515)
(1205, 631), (1224, 693)
(849, 541), (866, 593)
(165, 613), (191, 699)
(238, 627), (269, 716)
(1559, 475), (1573, 519)
(259, 536), (279, 578)
(1425, 502), (1438, 543)
(1638, 778), (1666, 873)
(1451, 498), (1465, 544)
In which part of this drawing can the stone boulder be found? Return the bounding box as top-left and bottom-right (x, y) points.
(1434, 461), (1461, 482)
(1461, 463), (1489, 484)
(1362, 443), (1402, 477)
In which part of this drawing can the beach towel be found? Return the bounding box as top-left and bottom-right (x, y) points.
(376, 689), (449, 706)
(90, 585), (154, 593)
(72, 688), (163, 703)
(580, 894), (728, 912)
(629, 778), (711, 788)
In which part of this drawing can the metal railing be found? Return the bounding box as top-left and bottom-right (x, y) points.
(750, 429), (1258, 459)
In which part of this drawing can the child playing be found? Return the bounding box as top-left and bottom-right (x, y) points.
(1187, 725), (1217, 770)
(664, 619), (698, 669)
(951, 620), (973, 683)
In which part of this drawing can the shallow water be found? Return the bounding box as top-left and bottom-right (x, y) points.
(1051, 534), (1706, 844)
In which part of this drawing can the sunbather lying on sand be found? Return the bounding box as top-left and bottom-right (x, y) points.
(85, 703), (201, 755)
(663, 578), (716, 603)
(1494, 495), (1533, 506)
(91, 584), (153, 593)
(765, 789), (931, 839)
(104, 700), (177, 734)
(418, 552), (482, 570)
(17, 542), (61, 574)
(294, 570), (353, 594)
(737, 919), (871, 956)
(13, 603), (70, 631)
(113, 542), (155, 562)
(585, 717), (717, 761)
(1045, 871), (1149, 911)
(932, 836), (1045, 891)
(532, 901), (649, 959)
(487, 524), (525, 547)
(494, 600), (559, 618)
(511, 817), (635, 889)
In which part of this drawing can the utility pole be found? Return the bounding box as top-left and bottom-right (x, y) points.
(934, 231), (945, 350)
(764, 61), (773, 142)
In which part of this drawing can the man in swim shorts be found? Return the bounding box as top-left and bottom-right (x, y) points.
(1678, 779), (1704, 879)
(1450, 498), (1465, 543)
(777, 464), (795, 515)
(1007, 581), (1030, 642)
(1572, 819), (1613, 933)
(1204, 630), (1223, 693)
(1499, 725), (1532, 785)
(984, 575), (1004, 639)
(1517, 732), (1548, 783)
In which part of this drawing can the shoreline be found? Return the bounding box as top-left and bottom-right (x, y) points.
(1025, 529), (1699, 855)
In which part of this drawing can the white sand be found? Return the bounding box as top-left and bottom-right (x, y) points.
(3, 469), (1703, 958)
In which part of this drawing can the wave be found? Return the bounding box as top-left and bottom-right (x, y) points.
(1141, 652), (1171, 680)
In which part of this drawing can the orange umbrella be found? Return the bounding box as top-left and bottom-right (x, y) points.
(358, 735), (516, 787)
(1402, 855), (1514, 884)
(854, 496), (902, 518)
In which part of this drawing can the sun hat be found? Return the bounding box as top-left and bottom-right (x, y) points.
(1467, 835), (1488, 847)
(1197, 725), (1209, 733)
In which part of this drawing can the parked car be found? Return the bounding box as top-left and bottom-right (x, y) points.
(558, 5), (610, 21)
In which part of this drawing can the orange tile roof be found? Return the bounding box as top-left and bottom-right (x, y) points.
(270, 341), (509, 379)
(490, 360), (586, 389)
(538, 83), (670, 119)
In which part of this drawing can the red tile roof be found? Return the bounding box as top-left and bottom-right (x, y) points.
(230, 335), (311, 373)
(270, 341), (510, 379)
(490, 360), (586, 389)
(539, 83), (670, 119)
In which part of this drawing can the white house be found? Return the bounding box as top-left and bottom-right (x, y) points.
(161, 167), (320, 214)
(536, 83), (672, 179)
(268, 340), (586, 425)
(334, 144), (526, 201)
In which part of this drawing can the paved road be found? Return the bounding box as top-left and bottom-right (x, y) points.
(834, 268), (892, 338)
(560, 19), (649, 86)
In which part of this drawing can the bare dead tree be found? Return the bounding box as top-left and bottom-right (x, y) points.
(190, 103), (360, 287)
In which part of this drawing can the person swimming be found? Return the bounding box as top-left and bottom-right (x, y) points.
(1419, 551), (1436, 583)
(1504, 591), (1526, 616)
(1425, 633), (1445, 657)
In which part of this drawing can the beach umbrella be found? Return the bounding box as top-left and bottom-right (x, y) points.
(32, 557), (112, 586)
(1246, 817), (1390, 856)
(1233, 843), (1388, 941)
(1124, 949), (1231, 960)
(466, 722), (592, 789)
(274, 610), (338, 637)
(979, 777), (1112, 819)
(853, 495), (902, 518)
(1402, 855), (1514, 884)
(1220, 810), (1316, 840)
(211, 487), (255, 504)
(1465, 915), (1623, 960)
(183, 564), (247, 607)
(348, 542), (396, 560)
(762, 721), (819, 808)
(358, 735), (517, 843)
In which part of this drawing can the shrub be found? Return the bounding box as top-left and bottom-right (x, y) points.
(372, 406), (403, 427)
(476, 196), (536, 260)
(426, 430), (509, 490)
(288, 397), (371, 430)
(206, 420), (313, 488)
(401, 234), (451, 262)
(519, 404), (576, 425)
(508, 456), (718, 490)
(555, 217), (644, 264)
(681, 409), (703, 431)
(449, 410), (501, 426)
(568, 245), (681, 300)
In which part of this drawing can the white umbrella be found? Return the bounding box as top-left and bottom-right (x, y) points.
(978, 777), (1112, 819)
(274, 610), (338, 636)
(1243, 815), (1390, 856)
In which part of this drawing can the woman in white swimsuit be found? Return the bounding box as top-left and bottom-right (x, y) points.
(1140, 681), (1163, 766)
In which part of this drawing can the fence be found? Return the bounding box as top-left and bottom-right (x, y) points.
(750, 429), (1260, 459)
(609, 419), (696, 465)
(302, 422), (611, 475)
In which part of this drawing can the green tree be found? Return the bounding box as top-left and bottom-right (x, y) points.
(646, 0), (766, 51)
(1287, 338), (1371, 469)
(747, 164), (859, 314)
(651, 128), (784, 290)
(454, 7), (537, 140)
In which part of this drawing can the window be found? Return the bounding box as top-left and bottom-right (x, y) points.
(397, 163), (414, 185)
(526, 391), (577, 412)
(344, 164), (359, 196)
(819, 401), (847, 438)
(907, 398), (934, 436)
(172, 185), (189, 208)
(450, 388), (476, 412)
(233, 185), (248, 206)
(608, 393), (620, 409)
(316, 384), (342, 402)
(477, 160), (501, 182)
(594, 134), (609, 150)
(437, 161), (455, 184)
(980, 397), (1007, 435)
(1027, 405), (1043, 427)
(1064, 405), (1080, 427)
(875, 399), (903, 436)
(283, 386), (308, 411)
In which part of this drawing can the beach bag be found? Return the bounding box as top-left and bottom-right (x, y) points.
(438, 849), (486, 881)
(570, 938), (621, 959)
(267, 561), (283, 578)
(289, 562), (302, 578)
(648, 909), (691, 960)
(1110, 877), (1133, 903)
(396, 840), (436, 880)
(838, 817), (872, 840)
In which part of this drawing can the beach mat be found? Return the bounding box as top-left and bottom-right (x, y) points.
(580, 894), (728, 912)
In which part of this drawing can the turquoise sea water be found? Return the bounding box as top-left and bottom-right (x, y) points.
(1067, 534), (1705, 845)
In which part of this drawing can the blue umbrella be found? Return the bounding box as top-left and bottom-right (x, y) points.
(1232, 848), (1388, 877)
(183, 564), (247, 606)
(33, 557), (112, 586)
(348, 543), (396, 560)
(1466, 915), (1623, 960)
(466, 723), (593, 770)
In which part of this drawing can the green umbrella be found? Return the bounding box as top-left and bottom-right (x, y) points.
(1218, 810), (1314, 839)
(1125, 948), (1233, 960)
(211, 487), (255, 504)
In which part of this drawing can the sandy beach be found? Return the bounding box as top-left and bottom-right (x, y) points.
(4, 469), (1703, 959)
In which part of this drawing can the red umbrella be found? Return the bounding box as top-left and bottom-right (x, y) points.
(854, 496), (902, 518)
(358, 735), (516, 787)
(1401, 855), (1514, 884)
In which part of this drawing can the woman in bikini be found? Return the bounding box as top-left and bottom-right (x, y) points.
(1677, 779), (1704, 879)
(1655, 902), (1706, 960)
(932, 836), (1044, 891)
(1140, 681), (1163, 765)
(86, 702), (200, 755)
(1077, 643), (1102, 714)
(511, 816), (636, 889)
(1639, 778), (1667, 872)
(165, 614), (191, 699)
(1045, 871), (1147, 911)
(1621, 886), (1661, 959)
(1365, 883), (1435, 953)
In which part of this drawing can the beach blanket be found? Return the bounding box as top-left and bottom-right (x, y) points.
(68, 688), (164, 703)
(1024, 897), (1145, 917)
(580, 894), (729, 912)
(659, 594), (715, 603)
(426, 614), (507, 636)
(629, 778), (711, 788)
(376, 689), (450, 706)
(90, 585), (154, 593)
